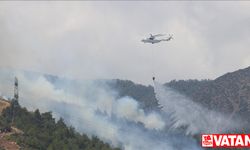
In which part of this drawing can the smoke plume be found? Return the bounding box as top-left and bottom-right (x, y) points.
(153, 81), (243, 135)
(0, 69), (202, 150)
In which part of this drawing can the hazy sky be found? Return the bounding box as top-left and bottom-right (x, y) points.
(1, 1), (250, 84)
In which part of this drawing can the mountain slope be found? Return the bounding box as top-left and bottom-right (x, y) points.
(0, 101), (120, 150)
(106, 66), (250, 121)
(165, 66), (250, 121)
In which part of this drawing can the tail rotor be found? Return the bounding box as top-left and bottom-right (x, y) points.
(169, 34), (173, 40)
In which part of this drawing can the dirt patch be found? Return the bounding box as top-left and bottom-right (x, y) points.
(0, 133), (20, 150)
(0, 126), (23, 150)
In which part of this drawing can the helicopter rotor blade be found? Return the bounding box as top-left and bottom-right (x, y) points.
(153, 34), (166, 37)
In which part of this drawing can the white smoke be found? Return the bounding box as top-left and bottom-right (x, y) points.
(153, 81), (242, 135)
(0, 69), (202, 150)
(114, 97), (165, 130)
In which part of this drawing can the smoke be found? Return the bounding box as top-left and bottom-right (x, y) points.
(153, 81), (243, 135)
(0, 69), (202, 150)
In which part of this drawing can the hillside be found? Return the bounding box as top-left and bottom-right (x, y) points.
(107, 66), (250, 122)
(1, 66), (250, 149)
(0, 100), (120, 150)
(1, 67), (250, 149)
(43, 66), (250, 120)
(165, 66), (250, 121)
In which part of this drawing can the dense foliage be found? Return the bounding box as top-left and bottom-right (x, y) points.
(107, 79), (159, 111)
(0, 101), (120, 150)
(165, 79), (211, 98)
(165, 67), (250, 119)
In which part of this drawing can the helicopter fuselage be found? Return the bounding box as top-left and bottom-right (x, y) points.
(141, 39), (161, 44)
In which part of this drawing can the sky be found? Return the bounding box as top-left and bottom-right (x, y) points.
(0, 1), (250, 85)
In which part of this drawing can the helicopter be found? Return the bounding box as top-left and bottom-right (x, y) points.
(141, 34), (173, 44)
